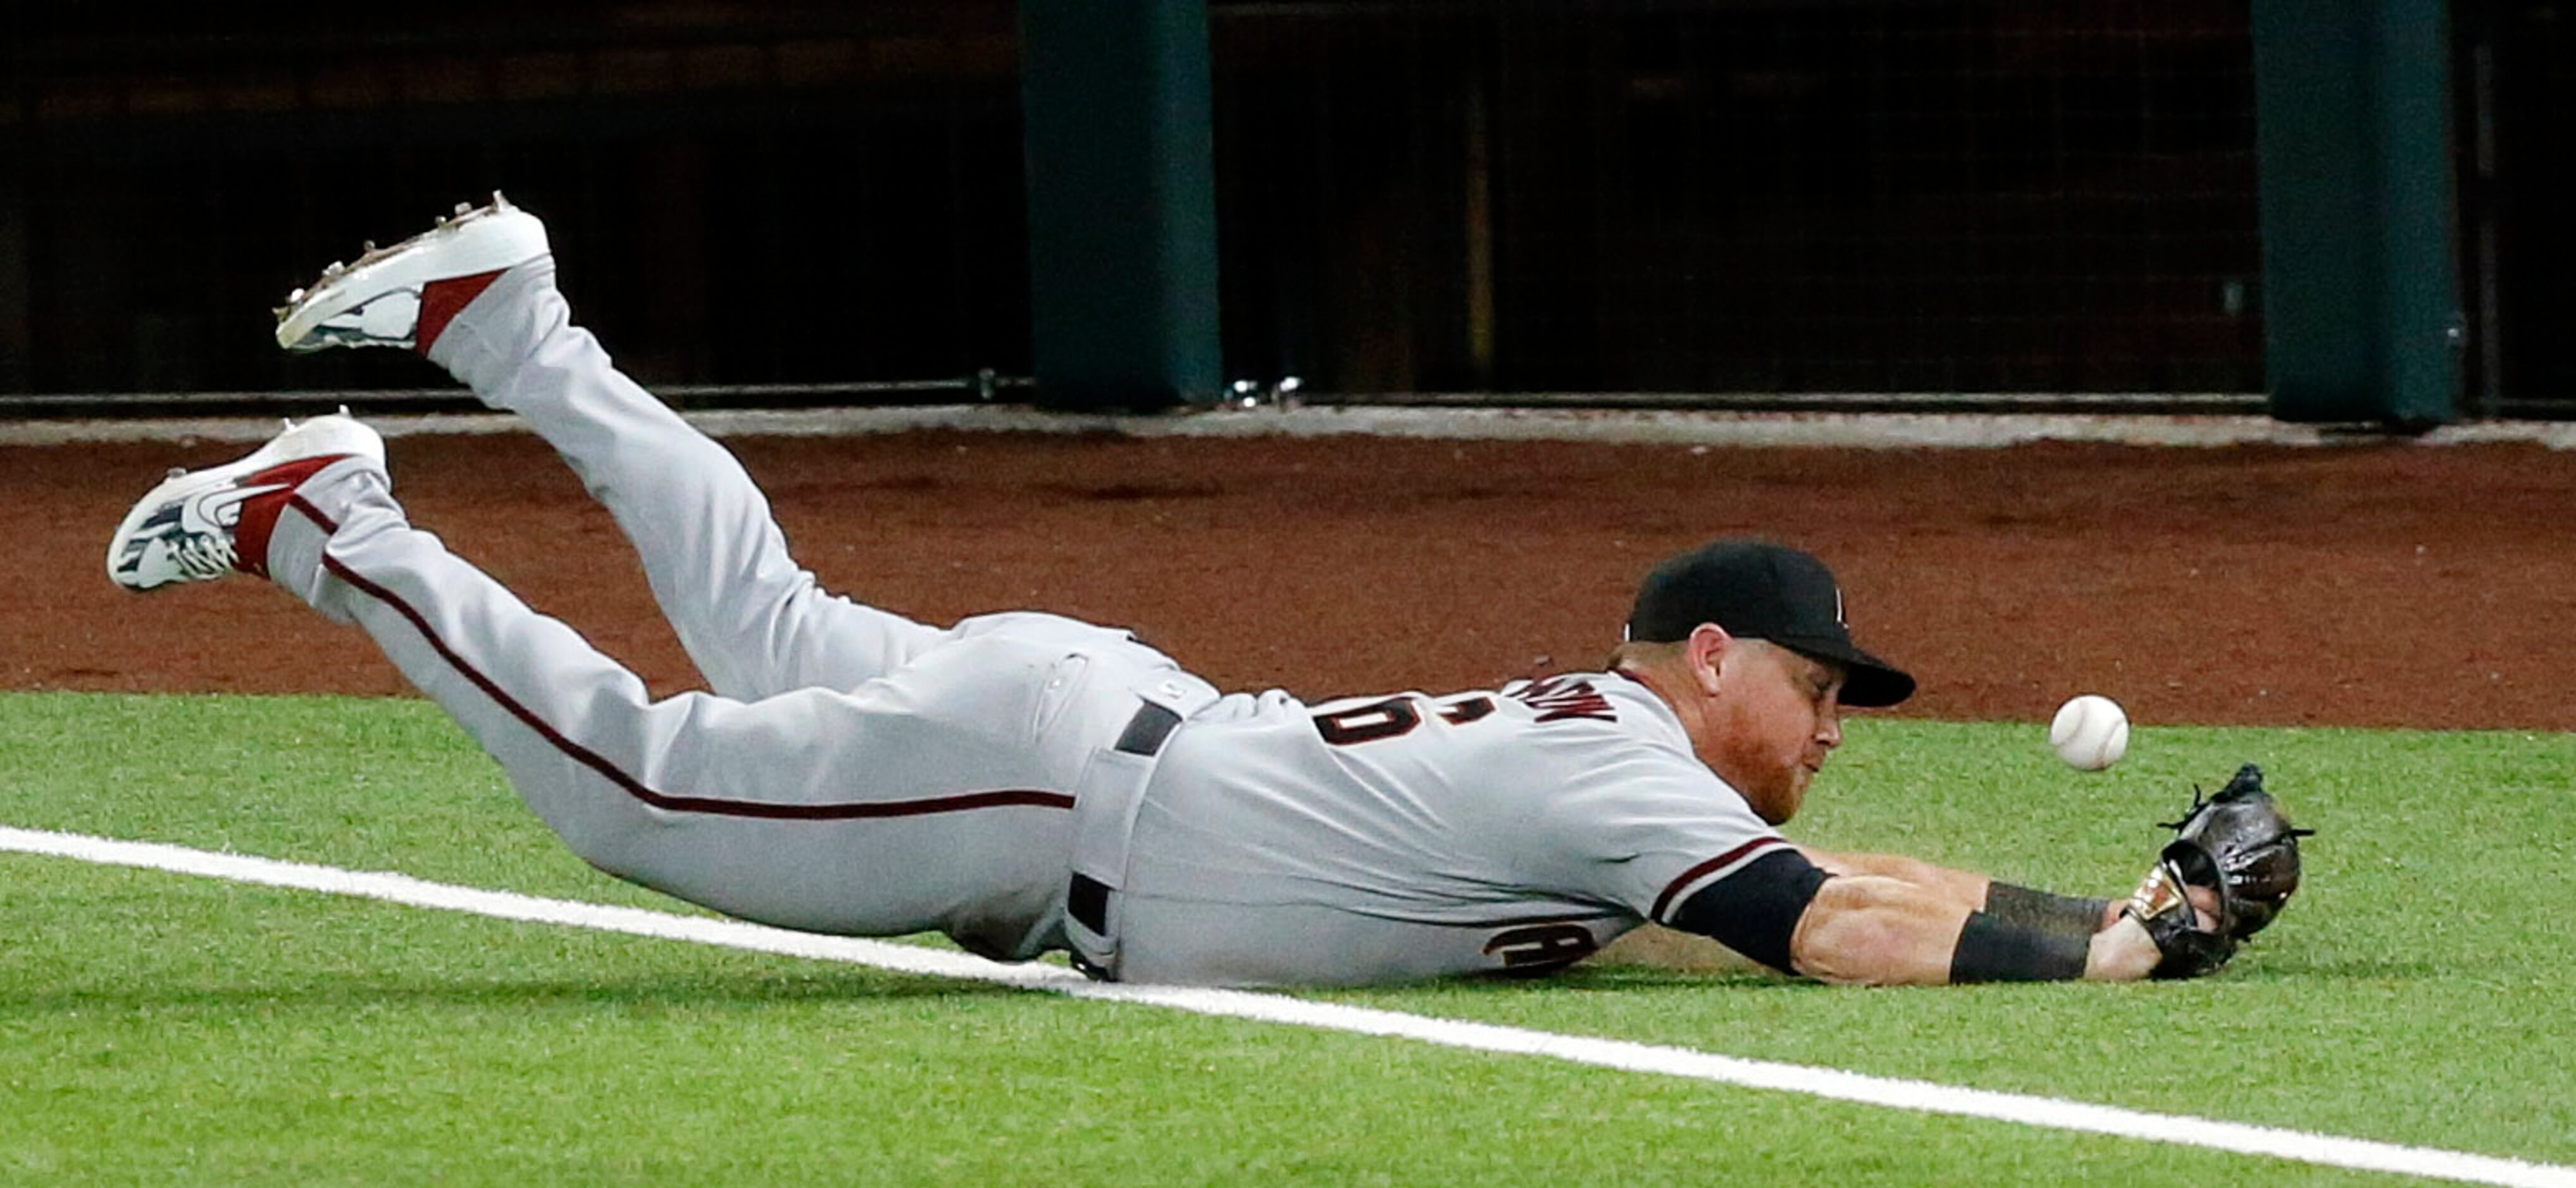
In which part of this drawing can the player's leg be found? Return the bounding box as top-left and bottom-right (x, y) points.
(424, 255), (934, 700)
(109, 423), (1077, 956)
(274, 196), (936, 701)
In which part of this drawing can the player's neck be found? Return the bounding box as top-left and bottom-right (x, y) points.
(1614, 660), (1701, 737)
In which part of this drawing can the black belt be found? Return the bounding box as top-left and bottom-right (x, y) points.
(1068, 701), (1183, 934)
(1112, 701), (1183, 758)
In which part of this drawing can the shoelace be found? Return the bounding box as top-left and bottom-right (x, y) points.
(165, 528), (239, 579)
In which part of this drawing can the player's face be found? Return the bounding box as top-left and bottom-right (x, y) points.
(1702, 641), (1846, 825)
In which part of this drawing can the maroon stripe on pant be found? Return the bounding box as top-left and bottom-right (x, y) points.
(294, 501), (1074, 819)
(1650, 836), (1788, 923)
(289, 493), (342, 535)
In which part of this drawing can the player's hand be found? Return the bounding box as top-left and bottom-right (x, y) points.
(2086, 913), (2165, 981)
(2122, 848), (2236, 978)
(2120, 764), (2314, 979)
(2160, 764), (2314, 939)
(2184, 883), (2222, 932)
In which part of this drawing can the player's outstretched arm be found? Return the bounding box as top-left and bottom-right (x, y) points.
(1671, 846), (2203, 986)
(1799, 846), (2122, 931)
(1785, 872), (2164, 985)
(1783, 763), (2313, 984)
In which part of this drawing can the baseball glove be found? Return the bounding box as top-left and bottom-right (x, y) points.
(2124, 764), (2315, 979)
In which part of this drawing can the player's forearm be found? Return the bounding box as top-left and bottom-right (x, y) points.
(1960, 891), (2163, 981)
(1787, 874), (1972, 985)
(1801, 846), (2120, 932)
(1796, 846), (1989, 908)
(1789, 874), (2155, 985)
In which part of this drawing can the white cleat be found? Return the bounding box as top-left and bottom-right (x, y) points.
(106, 412), (385, 591)
(273, 193), (549, 354)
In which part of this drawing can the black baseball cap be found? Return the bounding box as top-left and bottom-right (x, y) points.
(1626, 540), (1917, 707)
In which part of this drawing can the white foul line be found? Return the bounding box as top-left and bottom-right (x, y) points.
(7, 825), (2570, 1188)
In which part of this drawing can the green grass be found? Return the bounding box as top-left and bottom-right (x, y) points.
(2, 691), (2569, 1185)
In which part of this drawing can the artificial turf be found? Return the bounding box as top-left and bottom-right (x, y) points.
(2, 691), (2565, 1185)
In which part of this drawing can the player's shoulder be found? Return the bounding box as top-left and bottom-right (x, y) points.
(1502, 672), (1749, 795)
(1274, 671), (1690, 764)
(1496, 671), (1685, 740)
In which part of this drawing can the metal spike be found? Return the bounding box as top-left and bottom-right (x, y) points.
(454, 202), (472, 216)
(492, 190), (511, 209)
(361, 239), (376, 252)
(287, 287), (306, 302)
(271, 306), (289, 319)
(323, 261), (345, 277)
(165, 467), (187, 480)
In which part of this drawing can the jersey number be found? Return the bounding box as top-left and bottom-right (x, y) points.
(1312, 695), (1496, 746)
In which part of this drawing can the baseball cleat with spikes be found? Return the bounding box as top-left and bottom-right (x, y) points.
(273, 192), (549, 354)
(106, 412), (385, 591)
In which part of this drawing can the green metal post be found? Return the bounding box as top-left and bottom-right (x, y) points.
(2252, 0), (2461, 425)
(1018, 0), (1223, 411)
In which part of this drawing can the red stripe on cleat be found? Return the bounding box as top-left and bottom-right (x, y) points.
(233, 455), (357, 578)
(414, 269), (507, 355)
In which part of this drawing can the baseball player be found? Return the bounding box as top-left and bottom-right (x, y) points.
(105, 195), (2304, 987)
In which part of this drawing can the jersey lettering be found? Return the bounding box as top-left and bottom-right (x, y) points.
(1509, 676), (1617, 724)
(1482, 923), (1600, 975)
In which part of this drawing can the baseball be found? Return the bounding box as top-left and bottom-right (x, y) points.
(2050, 695), (2129, 770)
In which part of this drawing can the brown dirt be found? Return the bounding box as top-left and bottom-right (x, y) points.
(15, 429), (2576, 731)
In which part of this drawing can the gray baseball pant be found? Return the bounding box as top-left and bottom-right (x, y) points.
(262, 260), (1210, 961)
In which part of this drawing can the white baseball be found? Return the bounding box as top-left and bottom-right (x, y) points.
(2050, 695), (2129, 770)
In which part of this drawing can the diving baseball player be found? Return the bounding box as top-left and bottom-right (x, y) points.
(105, 196), (2305, 987)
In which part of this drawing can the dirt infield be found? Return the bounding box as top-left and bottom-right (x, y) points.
(16, 426), (2576, 731)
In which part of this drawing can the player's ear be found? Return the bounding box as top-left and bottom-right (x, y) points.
(1685, 623), (1733, 697)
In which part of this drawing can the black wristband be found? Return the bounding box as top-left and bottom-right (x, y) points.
(1983, 881), (2112, 934)
(1948, 910), (2092, 982)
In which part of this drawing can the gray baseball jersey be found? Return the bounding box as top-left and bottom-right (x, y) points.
(256, 257), (1801, 988)
(1108, 676), (1788, 984)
